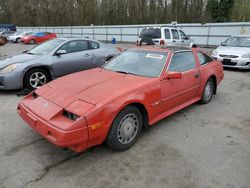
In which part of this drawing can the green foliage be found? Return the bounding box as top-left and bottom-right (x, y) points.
(207, 0), (234, 22)
(0, 0), (247, 26)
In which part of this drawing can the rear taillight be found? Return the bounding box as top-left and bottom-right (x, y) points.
(160, 40), (165, 46)
(136, 40), (139, 46)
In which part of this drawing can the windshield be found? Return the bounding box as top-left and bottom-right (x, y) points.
(103, 50), (168, 77)
(222, 36), (250, 47)
(139, 28), (161, 39)
(28, 39), (65, 55)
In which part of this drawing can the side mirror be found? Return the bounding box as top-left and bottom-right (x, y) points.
(165, 72), (182, 79)
(55, 50), (67, 56)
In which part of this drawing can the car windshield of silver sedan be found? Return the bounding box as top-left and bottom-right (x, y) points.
(222, 36), (250, 47)
(103, 50), (168, 77)
(27, 39), (65, 55)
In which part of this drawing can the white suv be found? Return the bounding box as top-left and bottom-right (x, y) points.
(137, 27), (196, 47)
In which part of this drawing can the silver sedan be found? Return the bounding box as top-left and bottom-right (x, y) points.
(0, 38), (120, 90)
(212, 35), (250, 69)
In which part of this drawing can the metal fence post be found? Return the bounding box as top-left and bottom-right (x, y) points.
(120, 26), (122, 42)
(106, 27), (108, 42)
(206, 25), (211, 46)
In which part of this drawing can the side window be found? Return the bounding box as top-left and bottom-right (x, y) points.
(89, 41), (100, 49)
(179, 30), (187, 40)
(59, 40), (89, 53)
(169, 52), (196, 72)
(171, 29), (180, 40)
(197, 52), (213, 65)
(164, 29), (171, 39)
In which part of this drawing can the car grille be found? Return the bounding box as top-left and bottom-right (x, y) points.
(219, 54), (239, 58)
(222, 60), (237, 66)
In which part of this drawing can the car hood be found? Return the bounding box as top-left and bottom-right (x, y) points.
(0, 54), (41, 68)
(36, 68), (154, 108)
(216, 45), (250, 56)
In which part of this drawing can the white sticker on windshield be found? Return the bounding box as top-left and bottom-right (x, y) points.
(146, 53), (164, 60)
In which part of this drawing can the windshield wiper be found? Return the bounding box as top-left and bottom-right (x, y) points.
(115, 70), (137, 75)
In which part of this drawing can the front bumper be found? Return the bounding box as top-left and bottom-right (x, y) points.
(0, 71), (23, 90)
(213, 55), (250, 69)
(17, 99), (89, 152)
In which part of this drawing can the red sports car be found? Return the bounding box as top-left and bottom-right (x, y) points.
(18, 46), (224, 152)
(21, 32), (57, 44)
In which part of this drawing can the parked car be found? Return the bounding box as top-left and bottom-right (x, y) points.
(8, 31), (35, 43)
(0, 38), (120, 90)
(22, 32), (57, 44)
(0, 36), (8, 46)
(137, 27), (196, 47)
(212, 35), (250, 69)
(17, 46), (224, 152)
(0, 30), (15, 38)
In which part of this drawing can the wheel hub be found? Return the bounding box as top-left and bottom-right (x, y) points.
(117, 113), (139, 144)
(29, 72), (47, 88)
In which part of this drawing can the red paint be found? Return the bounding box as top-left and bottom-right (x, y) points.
(22, 32), (57, 44)
(17, 47), (224, 152)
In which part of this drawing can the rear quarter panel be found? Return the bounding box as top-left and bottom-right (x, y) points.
(197, 60), (224, 97)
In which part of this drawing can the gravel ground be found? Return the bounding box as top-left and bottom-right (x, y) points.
(0, 42), (249, 188)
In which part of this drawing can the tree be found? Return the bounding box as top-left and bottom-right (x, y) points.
(207, 0), (234, 22)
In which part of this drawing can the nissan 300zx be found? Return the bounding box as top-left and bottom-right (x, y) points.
(17, 46), (224, 152)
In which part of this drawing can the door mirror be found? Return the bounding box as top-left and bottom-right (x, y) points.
(165, 72), (182, 79)
(55, 50), (67, 56)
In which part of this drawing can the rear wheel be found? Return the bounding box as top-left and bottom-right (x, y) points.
(200, 78), (215, 104)
(16, 38), (21, 43)
(23, 68), (51, 90)
(106, 106), (143, 150)
(30, 39), (36, 45)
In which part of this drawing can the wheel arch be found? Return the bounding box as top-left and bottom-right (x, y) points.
(209, 74), (217, 94)
(22, 66), (53, 86)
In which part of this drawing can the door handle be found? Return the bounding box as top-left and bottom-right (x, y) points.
(84, 53), (90, 57)
(195, 73), (200, 78)
(173, 40), (176, 42)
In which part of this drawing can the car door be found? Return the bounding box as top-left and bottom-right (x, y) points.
(35, 32), (45, 43)
(164, 28), (172, 45)
(52, 40), (94, 77)
(170, 29), (182, 46)
(160, 51), (200, 112)
(179, 30), (190, 46)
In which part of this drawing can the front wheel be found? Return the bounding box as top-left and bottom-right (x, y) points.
(106, 106), (143, 150)
(23, 68), (51, 90)
(200, 78), (215, 104)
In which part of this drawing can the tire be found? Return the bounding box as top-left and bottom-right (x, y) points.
(16, 38), (21, 43)
(23, 68), (51, 90)
(30, 39), (36, 45)
(199, 78), (215, 104)
(106, 106), (143, 150)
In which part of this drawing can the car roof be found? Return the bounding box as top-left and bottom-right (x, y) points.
(145, 26), (179, 30)
(132, 45), (192, 53)
(59, 38), (101, 43)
